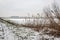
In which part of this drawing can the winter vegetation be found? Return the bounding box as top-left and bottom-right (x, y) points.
(0, 1), (60, 40)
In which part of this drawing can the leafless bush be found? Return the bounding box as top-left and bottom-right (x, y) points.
(43, 2), (60, 37)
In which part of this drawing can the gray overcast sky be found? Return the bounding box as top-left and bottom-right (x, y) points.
(0, 0), (60, 17)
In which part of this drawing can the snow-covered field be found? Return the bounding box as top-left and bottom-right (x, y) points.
(0, 19), (60, 40)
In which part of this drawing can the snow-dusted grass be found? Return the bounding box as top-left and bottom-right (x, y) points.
(0, 18), (60, 40)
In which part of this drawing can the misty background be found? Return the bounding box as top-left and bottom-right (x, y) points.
(0, 0), (60, 17)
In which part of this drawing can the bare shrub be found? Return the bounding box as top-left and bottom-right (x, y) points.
(43, 2), (60, 37)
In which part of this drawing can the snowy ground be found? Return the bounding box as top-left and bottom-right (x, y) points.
(0, 19), (60, 40)
(0, 22), (39, 40)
